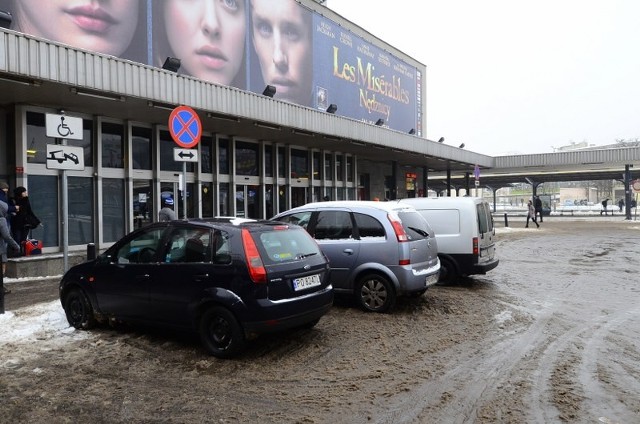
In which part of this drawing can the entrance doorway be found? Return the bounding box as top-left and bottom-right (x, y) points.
(235, 184), (260, 218)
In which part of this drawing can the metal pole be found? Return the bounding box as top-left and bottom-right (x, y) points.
(503, 213), (509, 227)
(182, 162), (187, 219)
(62, 168), (69, 272)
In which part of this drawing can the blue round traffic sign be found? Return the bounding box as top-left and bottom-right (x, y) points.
(169, 106), (202, 149)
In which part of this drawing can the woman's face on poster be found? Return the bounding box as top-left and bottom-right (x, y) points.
(13, 0), (139, 56)
(164, 0), (246, 85)
(251, 0), (312, 104)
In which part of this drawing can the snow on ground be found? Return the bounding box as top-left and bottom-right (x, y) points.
(0, 300), (87, 346)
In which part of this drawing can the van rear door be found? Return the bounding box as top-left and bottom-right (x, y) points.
(476, 202), (496, 265)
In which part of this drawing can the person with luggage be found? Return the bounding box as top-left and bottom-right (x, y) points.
(11, 186), (41, 252)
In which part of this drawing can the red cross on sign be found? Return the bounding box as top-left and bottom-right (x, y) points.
(169, 105), (202, 149)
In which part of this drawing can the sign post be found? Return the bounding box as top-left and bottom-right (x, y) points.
(168, 106), (202, 219)
(45, 112), (85, 272)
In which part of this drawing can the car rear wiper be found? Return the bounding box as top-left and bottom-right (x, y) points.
(407, 226), (429, 237)
(297, 252), (318, 259)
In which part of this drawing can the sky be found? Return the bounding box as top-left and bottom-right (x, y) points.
(327, 0), (640, 156)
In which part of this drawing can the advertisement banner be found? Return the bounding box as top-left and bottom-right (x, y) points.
(0, 0), (421, 134)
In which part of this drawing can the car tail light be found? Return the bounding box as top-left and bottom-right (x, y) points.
(241, 228), (267, 283)
(472, 237), (479, 256)
(388, 213), (409, 242)
(399, 259), (410, 266)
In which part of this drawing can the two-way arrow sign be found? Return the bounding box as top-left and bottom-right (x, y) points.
(174, 148), (198, 162)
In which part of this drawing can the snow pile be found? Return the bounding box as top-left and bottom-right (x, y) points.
(0, 300), (87, 346)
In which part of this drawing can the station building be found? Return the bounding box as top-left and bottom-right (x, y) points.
(0, 0), (489, 253)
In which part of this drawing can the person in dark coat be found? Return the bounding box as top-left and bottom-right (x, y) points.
(534, 196), (543, 222)
(601, 198), (610, 216)
(11, 186), (41, 249)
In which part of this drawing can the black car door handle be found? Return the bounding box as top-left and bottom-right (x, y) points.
(135, 274), (150, 282)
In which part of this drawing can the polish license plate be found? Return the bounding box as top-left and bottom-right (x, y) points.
(293, 274), (321, 291)
(426, 273), (439, 287)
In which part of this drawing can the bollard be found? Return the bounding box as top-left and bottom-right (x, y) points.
(87, 243), (96, 261)
(504, 213), (509, 227)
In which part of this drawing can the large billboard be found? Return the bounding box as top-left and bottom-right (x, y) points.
(0, 0), (422, 135)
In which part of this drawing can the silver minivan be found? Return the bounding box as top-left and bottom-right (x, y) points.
(272, 201), (440, 312)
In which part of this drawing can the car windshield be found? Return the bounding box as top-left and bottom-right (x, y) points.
(256, 227), (322, 265)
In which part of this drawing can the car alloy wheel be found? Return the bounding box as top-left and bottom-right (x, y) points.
(356, 274), (396, 313)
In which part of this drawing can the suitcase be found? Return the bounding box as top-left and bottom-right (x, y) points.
(22, 239), (43, 256)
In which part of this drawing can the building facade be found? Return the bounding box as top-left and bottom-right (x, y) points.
(0, 0), (488, 253)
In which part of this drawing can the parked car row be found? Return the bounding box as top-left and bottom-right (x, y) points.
(59, 198), (498, 358)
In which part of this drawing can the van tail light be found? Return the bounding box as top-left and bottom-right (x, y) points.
(241, 228), (267, 284)
(399, 259), (410, 266)
(472, 237), (479, 256)
(388, 213), (409, 242)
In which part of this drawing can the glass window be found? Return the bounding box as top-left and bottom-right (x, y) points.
(133, 179), (153, 228)
(218, 138), (230, 174)
(202, 182), (214, 218)
(324, 153), (332, 181)
(313, 151), (321, 180)
(160, 130), (194, 172)
(113, 227), (166, 264)
(336, 155), (344, 182)
(265, 184), (274, 218)
(236, 141), (259, 176)
(276, 211), (313, 230)
(201, 135), (213, 174)
(162, 227), (211, 263)
(69, 176), (94, 245)
(68, 119), (94, 167)
(277, 147), (286, 178)
(314, 211), (353, 240)
(102, 122), (124, 168)
(354, 213), (385, 238)
(219, 183), (230, 216)
(264, 145), (273, 177)
(398, 211), (432, 241)
(255, 227), (322, 265)
(25, 112), (47, 165)
(337, 187), (345, 200)
(132, 126), (152, 170)
(102, 178), (125, 243)
(27, 175), (58, 247)
(291, 149), (309, 179)
(346, 156), (354, 182)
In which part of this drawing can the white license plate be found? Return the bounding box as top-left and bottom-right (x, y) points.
(426, 273), (439, 287)
(293, 274), (321, 291)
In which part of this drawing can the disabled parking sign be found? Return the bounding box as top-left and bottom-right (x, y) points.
(169, 106), (202, 149)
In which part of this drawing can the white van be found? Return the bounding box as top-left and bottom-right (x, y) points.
(397, 197), (499, 283)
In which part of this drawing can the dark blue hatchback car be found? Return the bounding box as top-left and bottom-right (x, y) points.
(59, 218), (333, 358)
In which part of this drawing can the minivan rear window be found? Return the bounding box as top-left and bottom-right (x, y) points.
(256, 227), (322, 265)
(397, 211), (432, 240)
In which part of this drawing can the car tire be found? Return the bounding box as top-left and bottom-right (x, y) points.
(199, 306), (246, 359)
(63, 288), (97, 330)
(438, 257), (458, 285)
(356, 273), (396, 313)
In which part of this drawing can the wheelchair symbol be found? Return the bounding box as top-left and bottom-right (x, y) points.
(57, 117), (74, 137)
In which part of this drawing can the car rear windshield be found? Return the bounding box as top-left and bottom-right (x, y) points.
(255, 227), (322, 265)
(397, 211), (432, 240)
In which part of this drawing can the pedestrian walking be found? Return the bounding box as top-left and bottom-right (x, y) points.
(600, 198), (610, 216)
(618, 199), (624, 212)
(526, 200), (539, 228)
(534, 196), (544, 222)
